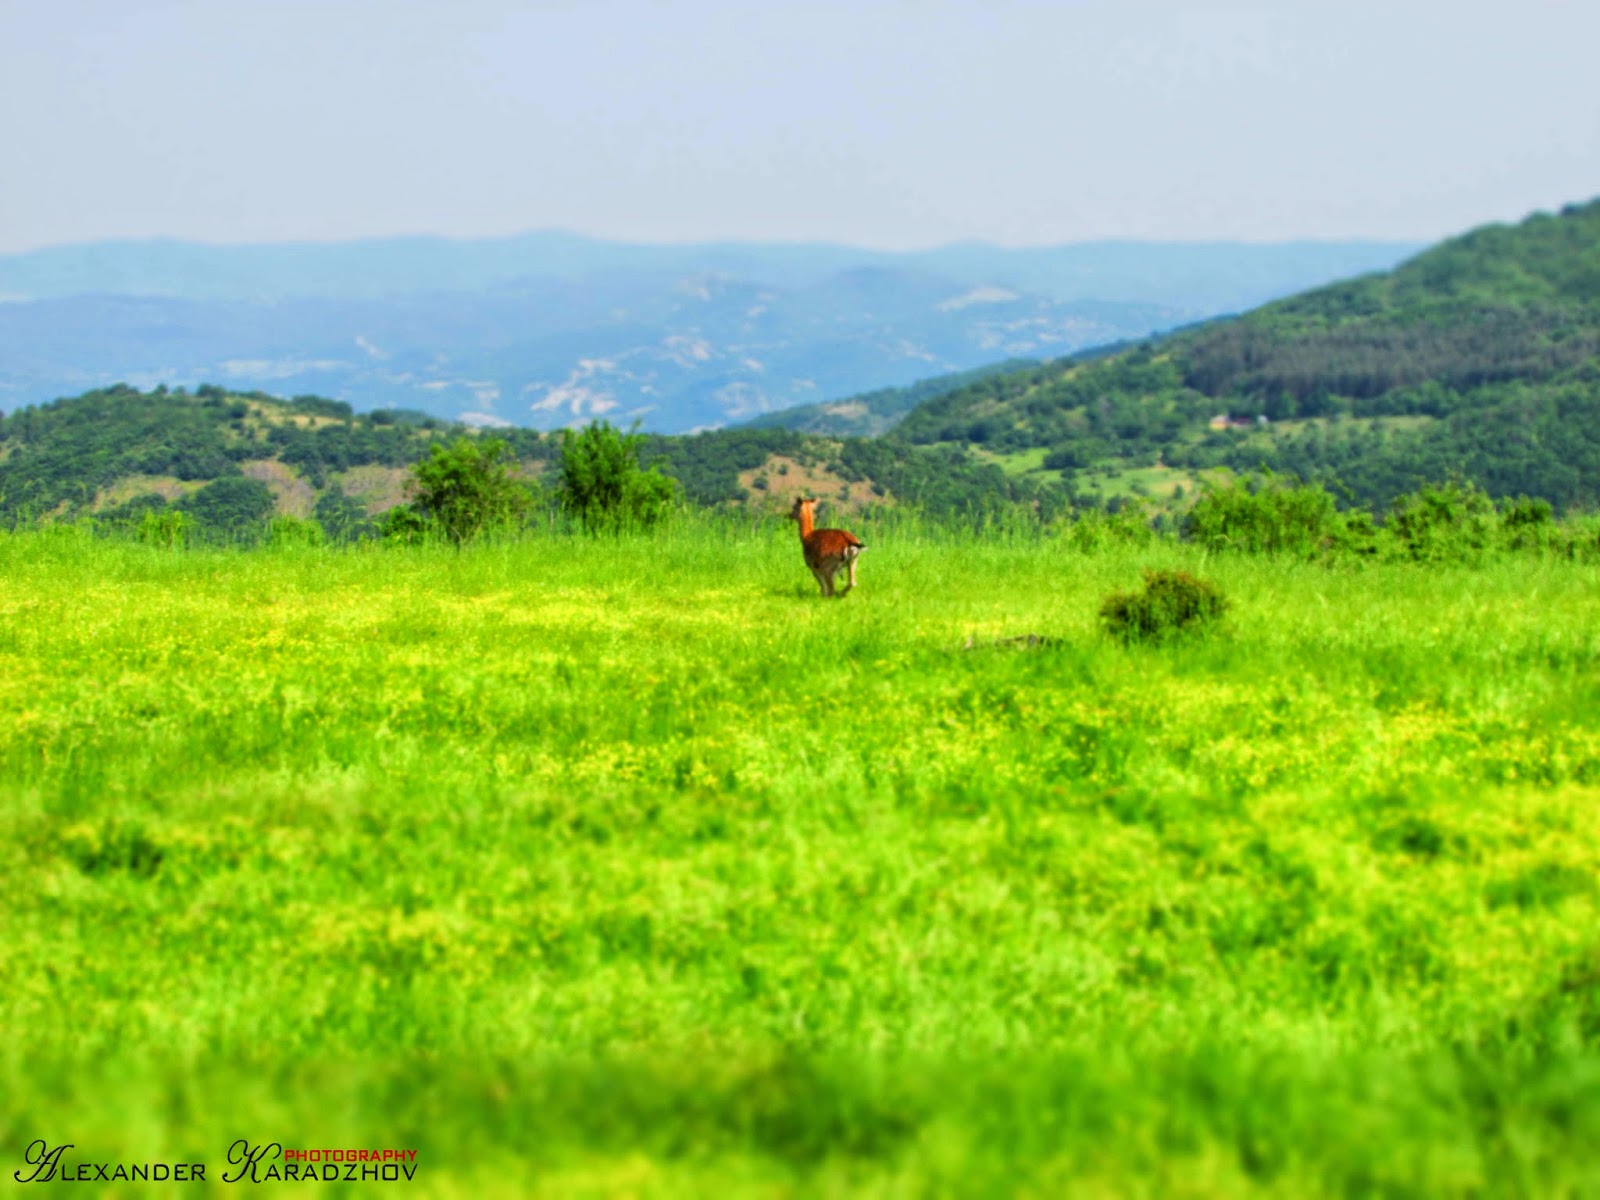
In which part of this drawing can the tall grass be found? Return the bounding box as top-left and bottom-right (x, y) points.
(2, 518), (1599, 1195)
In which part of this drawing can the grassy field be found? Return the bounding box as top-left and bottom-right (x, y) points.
(3, 518), (1600, 1196)
(969, 445), (1228, 512)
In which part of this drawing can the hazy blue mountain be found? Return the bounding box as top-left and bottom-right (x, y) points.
(0, 233), (1420, 307)
(0, 234), (1421, 432)
(741, 361), (1041, 437)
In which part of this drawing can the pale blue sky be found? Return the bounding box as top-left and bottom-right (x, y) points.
(1, 0), (1596, 252)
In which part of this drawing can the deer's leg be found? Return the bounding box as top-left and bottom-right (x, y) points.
(810, 567), (828, 596)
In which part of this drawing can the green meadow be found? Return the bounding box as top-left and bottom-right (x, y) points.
(3, 518), (1600, 1196)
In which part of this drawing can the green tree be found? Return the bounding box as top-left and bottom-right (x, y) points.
(407, 437), (530, 544)
(313, 486), (373, 542)
(179, 477), (276, 539)
(557, 421), (678, 532)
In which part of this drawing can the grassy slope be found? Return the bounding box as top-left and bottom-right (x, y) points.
(975, 418), (1436, 509)
(3, 522), (1600, 1194)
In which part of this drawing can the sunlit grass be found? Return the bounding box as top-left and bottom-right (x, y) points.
(3, 520), (1599, 1194)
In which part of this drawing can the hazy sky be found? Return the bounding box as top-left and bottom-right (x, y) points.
(2, 0), (1596, 252)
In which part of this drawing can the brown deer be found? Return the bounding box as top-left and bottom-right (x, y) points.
(788, 496), (864, 597)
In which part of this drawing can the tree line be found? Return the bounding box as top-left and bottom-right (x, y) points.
(0, 384), (1060, 530)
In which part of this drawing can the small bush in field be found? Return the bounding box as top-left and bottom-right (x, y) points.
(1100, 569), (1229, 642)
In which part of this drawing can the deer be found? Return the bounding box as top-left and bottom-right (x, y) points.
(788, 496), (865, 598)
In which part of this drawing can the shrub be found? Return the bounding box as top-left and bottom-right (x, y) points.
(313, 486), (373, 542)
(377, 505), (432, 546)
(1501, 495), (1554, 530)
(267, 515), (326, 548)
(1043, 443), (1094, 471)
(558, 421), (679, 533)
(178, 477), (276, 540)
(1061, 499), (1156, 552)
(1384, 481), (1496, 564)
(408, 436), (530, 544)
(1561, 513), (1600, 562)
(96, 493), (169, 535)
(290, 394), (354, 419)
(136, 508), (194, 549)
(1100, 570), (1229, 643)
(1499, 495), (1560, 553)
(1186, 475), (1371, 558)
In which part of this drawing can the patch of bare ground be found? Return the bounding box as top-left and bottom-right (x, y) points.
(737, 454), (893, 513)
(93, 475), (207, 509)
(332, 465), (412, 515)
(245, 402), (349, 431)
(241, 460), (317, 518)
(514, 460), (549, 483)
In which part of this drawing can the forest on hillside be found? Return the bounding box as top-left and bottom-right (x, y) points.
(891, 200), (1600, 510)
(0, 383), (1049, 532)
(3, 203), (1600, 528)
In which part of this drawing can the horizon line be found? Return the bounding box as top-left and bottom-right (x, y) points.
(0, 226), (1444, 259)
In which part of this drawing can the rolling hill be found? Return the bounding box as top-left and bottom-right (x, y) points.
(0, 382), (1053, 534)
(3, 201), (1596, 527)
(870, 198), (1600, 510)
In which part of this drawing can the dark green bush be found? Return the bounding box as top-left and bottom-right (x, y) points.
(1499, 495), (1560, 553)
(96, 493), (170, 533)
(377, 504), (432, 545)
(1385, 481), (1496, 563)
(290, 394), (354, 419)
(1186, 476), (1373, 558)
(178, 477), (276, 541)
(408, 436), (530, 544)
(312, 486), (373, 542)
(558, 421), (679, 533)
(1100, 570), (1230, 642)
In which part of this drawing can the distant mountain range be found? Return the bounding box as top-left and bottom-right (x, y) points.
(740, 360), (1043, 438)
(0, 234), (1421, 432)
(3, 200), (1596, 528)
